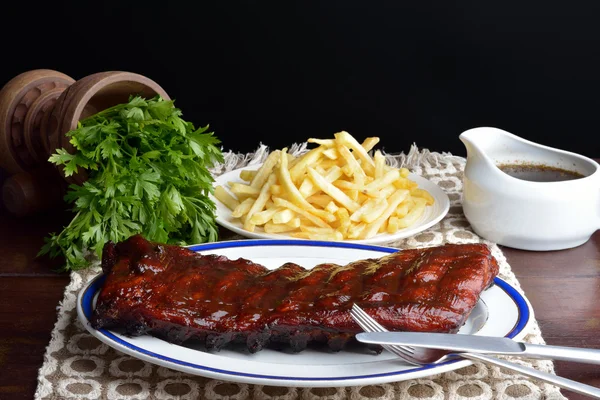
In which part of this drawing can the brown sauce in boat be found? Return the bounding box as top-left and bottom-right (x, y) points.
(497, 164), (585, 182)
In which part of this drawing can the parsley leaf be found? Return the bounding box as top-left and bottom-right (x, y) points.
(39, 96), (224, 271)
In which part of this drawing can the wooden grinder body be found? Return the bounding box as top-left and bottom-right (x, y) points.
(0, 70), (169, 216)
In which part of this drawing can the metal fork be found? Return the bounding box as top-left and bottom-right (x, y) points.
(350, 304), (600, 399)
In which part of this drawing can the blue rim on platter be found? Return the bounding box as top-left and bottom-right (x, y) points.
(79, 239), (531, 382)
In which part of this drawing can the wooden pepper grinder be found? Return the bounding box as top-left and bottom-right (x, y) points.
(0, 69), (170, 216)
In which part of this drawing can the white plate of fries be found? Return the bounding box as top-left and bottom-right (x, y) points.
(212, 131), (450, 244)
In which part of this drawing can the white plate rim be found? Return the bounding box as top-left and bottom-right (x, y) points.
(77, 239), (533, 387)
(210, 165), (451, 245)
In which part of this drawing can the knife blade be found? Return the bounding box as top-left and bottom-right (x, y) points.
(355, 332), (525, 354)
(355, 332), (600, 365)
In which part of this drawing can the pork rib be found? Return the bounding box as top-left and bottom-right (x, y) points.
(91, 235), (499, 353)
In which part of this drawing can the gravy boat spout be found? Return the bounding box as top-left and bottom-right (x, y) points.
(459, 127), (600, 251)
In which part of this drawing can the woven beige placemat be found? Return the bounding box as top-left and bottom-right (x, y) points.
(35, 145), (566, 400)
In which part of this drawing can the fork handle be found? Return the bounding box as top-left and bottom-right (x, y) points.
(461, 353), (600, 399)
(521, 343), (600, 365)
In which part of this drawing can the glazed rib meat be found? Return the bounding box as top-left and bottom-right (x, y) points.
(91, 235), (499, 353)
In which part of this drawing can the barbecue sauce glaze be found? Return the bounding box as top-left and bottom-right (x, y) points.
(92, 235), (499, 353)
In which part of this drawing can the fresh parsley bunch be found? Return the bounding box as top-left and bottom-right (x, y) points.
(39, 96), (223, 271)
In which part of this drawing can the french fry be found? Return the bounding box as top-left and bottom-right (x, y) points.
(297, 178), (314, 198)
(230, 183), (260, 198)
(250, 150), (280, 189)
(250, 206), (283, 225)
(307, 138), (335, 147)
(270, 184), (282, 196)
(374, 150), (386, 179)
(350, 198), (379, 222)
(300, 166), (347, 197)
(285, 217), (301, 228)
(411, 188), (435, 205)
(341, 165), (354, 178)
(291, 231), (344, 241)
(393, 177), (419, 190)
(347, 222), (366, 239)
(378, 219), (388, 233)
(315, 165), (326, 175)
(264, 221), (299, 233)
(395, 197), (427, 228)
(239, 169), (257, 182)
(306, 194), (334, 208)
(325, 201), (339, 214)
(346, 189), (359, 202)
(322, 148), (339, 160)
(244, 174), (277, 232)
(277, 149), (335, 222)
(272, 197), (332, 228)
(332, 180), (362, 191)
(232, 197), (255, 218)
(361, 137), (380, 152)
(289, 146), (325, 183)
(394, 201), (411, 218)
(307, 167), (361, 212)
(360, 189), (410, 239)
(272, 208), (295, 224)
(299, 226), (335, 234)
(277, 150), (312, 210)
(357, 192), (370, 204)
(379, 185), (398, 199)
(360, 183), (397, 199)
(336, 143), (366, 186)
(214, 185), (239, 211)
(387, 216), (399, 233)
(335, 131), (375, 175)
(362, 169), (400, 195)
(317, 159), (340, 170)
(290, 155), (304, 169)
(335, 208), (351, 237)
(359, 198), (389, 223)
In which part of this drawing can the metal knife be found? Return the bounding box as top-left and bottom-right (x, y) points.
(355, 332), (600, 365)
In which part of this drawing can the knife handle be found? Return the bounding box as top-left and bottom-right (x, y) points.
(461, 353), (600, 399)
(522, 343), (600, 365)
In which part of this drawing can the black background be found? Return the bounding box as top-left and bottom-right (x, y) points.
(2, 1), (600, 158)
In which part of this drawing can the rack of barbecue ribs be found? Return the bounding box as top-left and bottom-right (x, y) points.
(91, 235), (499, 353)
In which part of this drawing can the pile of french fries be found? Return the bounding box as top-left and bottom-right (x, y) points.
(215, 131), (434, 241)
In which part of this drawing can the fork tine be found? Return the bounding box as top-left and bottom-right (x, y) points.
(350, 312), (415, 361)
(350, 305), (418, 363)
(351, 305), (391, 335)
(351, 305), (419, 359)
(352, 306), (418, 358)
(351, 308), (386, 336)
(351, 308), (383, 333)
(352, 304), (388, 332)
(352, 313), (384, 337)
(351, 304), (383, 328)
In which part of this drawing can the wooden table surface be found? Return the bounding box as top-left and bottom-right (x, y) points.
(0, 204), (599, 400)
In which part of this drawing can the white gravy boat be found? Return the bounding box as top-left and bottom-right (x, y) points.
(459, 127), (600, 251)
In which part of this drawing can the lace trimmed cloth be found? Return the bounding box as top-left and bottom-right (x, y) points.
(34, 145), (566, 400)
